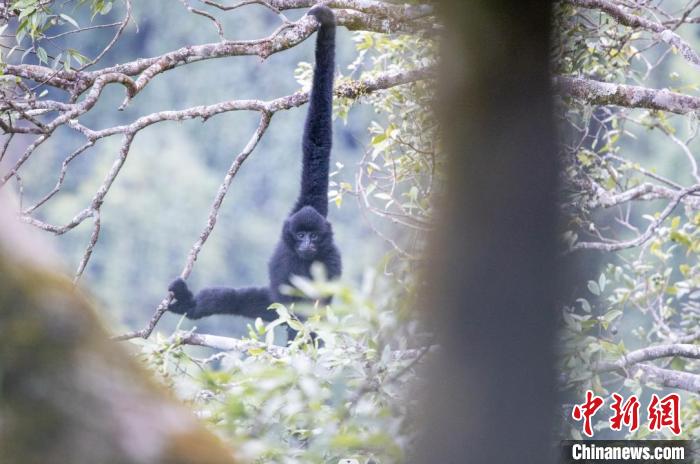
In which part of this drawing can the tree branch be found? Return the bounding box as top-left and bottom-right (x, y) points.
(112, 113), (272, 341)
(17, 67), (432, 235)
(571, 184), (700, 251)
(587, 182), (700, 209)
(555, 76), (700, 114)
(594, 344), (700, 394)
(598, 343), (700, 371)
(2, 6), (433, 94)
(166, 329), (435, 361)
(604, 363), (700, 394)
(568, 0), (700, 68)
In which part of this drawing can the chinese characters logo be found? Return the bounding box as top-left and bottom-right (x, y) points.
(571, 390), (681, 437)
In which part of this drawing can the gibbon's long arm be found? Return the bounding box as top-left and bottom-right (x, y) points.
(292, 6), (336, 218)
(168, 278), (275, 320)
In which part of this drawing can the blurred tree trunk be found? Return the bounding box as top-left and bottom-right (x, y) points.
(0, 213), (236, 464)
(413, 1), (558, 462)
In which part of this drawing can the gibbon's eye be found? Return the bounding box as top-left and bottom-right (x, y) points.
(310, 232), (318, 240)
(296, 232), (305, 239)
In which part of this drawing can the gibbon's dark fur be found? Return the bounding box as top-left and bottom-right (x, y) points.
(168, 5), (342, 334)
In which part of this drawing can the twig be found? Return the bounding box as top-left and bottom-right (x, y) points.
(112, 113), (271, 341)
(571, 184), (700, 251)
(78, 0), (133, 70)
(180, 0), (225, 40)
(74, 210), (101, 284)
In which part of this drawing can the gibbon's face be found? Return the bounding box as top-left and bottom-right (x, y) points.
(285, 206), (331, 260)
(294, 229), (321, 260)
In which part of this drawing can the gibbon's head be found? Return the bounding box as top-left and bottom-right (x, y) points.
(284, 206), (333, 260)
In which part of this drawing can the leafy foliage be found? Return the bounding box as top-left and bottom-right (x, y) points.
(1, 0), (107, 68)
(556, 0), (700, 441)
(139, 273), (428, 464)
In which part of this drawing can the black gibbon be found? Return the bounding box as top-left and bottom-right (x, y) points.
(167, 5), (341, 336)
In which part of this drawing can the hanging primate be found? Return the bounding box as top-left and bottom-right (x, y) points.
(167, 5), (341, 334)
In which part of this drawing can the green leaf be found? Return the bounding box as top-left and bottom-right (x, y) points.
(601, 309), (622, 325)
(670, 230), (692, 247)
(576, 298), (592, 313)
(59, 13), (79, 28)
(100, 2), (113, 15)
(36, 46), (47, 64)
(598, 273), (606, 293)
(587, 280), (600, 296)
(671, 215), (681, 230)
(371, 133), (387, 145)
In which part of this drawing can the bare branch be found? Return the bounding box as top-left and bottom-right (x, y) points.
(180, 0), (225, 40)
(3, 6), (433, 93)
(23, 141), (96, 215)
(15, 66), (430, 237)
(74, 211), (101, 284)
(171, 330), (290, 357)
(202, 0), (433, 20)
(112, 113), (272, 341)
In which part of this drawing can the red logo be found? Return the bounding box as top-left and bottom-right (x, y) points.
(648, 393), (681, 435)
(572, 391), (682, 437)
(610, 393), (640, 432)
(572, 390), (604, 437)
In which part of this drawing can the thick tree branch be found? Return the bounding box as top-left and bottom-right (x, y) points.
(205, 0), (433, 20)
(598, 343), (700, 371)
(593, 344), (700, 394)
(588, 182), (700, 209)
(172, 330), (290, 357)
(555, 76), (700, 114)
(603, 363), (700, 394)
(2, 7), (433, 95)
(16, 67), (431, 236)
(634, 364), (700, 394)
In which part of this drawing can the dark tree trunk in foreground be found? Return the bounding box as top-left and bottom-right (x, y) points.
(413, 1), (558, 462)
(0, 213), (236, 464)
